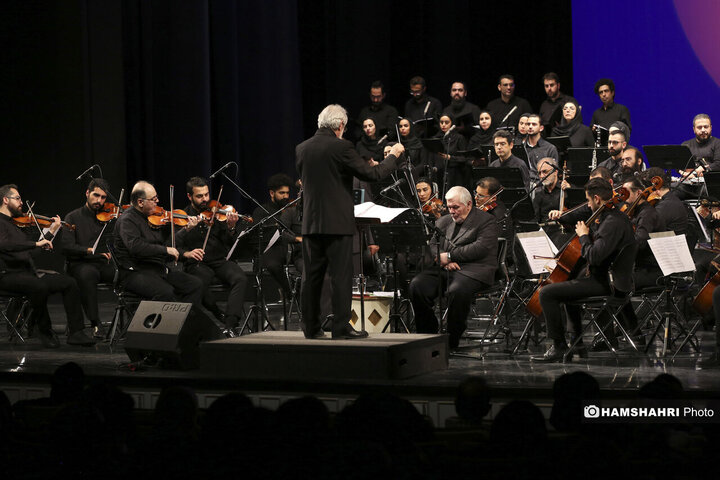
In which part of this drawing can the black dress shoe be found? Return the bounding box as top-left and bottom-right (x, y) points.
(67, 330), (97, 346)
(331, 326), (369, 340)
(304, 329), (326, 339)
(531, 344), (569, 363)
(37, 330), (60, 349)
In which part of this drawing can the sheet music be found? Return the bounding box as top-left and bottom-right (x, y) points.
(354, 202), (408, 223)
(91, 223), (108, 255)
(263, 229), (281, 254)
(647, 234), (696, 276)
(517, 230), (558, 275)
(225, 228), (250, 261)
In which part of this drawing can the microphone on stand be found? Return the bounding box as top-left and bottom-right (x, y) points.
(376, 134), (388, 145)
(209, 162), (235, 179)
(75, 165), (98, 181)
(443, 125), (456, 138)
(379, 178), (406, 195)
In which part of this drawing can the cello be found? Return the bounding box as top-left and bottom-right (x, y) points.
(525, 187), (630, 317)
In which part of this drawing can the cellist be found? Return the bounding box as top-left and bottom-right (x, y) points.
(532, 177), (635, 362)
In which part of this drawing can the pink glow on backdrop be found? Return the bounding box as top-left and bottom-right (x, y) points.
(673, 0), (720, 87)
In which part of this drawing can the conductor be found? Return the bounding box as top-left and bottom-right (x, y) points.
(296, 104), (405, 339)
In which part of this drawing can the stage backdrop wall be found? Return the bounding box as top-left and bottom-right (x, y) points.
(572, 0), (720, 164)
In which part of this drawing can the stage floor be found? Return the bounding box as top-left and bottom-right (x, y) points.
(1, 297), (718, 426)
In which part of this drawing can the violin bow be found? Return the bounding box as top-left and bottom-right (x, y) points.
(170, 185), (177, 266)
(202, 185), (223, 252)
(91, 187), (124, 255)
(25, 201), (49, 243)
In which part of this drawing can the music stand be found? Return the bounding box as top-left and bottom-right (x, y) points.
(369, 224), (427, 333)
(546, 136), (571, 155)
(643, 145), (693, 173)
(421, 138), (444, 155)
(704, 172), (720, 201)
(568, 147), (610, 182)
(498, 188), (536, 223)
(564, 188), (587, 209)
(512, 145), (528, 163)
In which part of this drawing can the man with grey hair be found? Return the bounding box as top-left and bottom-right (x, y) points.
(296, 104), (405, 340)
(682, 114), (720, 176)
(408, 186), (498, 349)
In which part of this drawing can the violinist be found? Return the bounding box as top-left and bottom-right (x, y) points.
(61, 178), (117, 338)
(640, 167), (691, 245)
(532, 178), (635, 362)
(0, 184), (95, 347)
(179, 177), (249, 335)
(611, 175), (666, 345)
(475, 176), (512, 241)
(417, 178), (445, 221)
(113, 181), (203, 304)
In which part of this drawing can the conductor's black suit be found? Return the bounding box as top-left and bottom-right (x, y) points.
(296, 127), (399, 338)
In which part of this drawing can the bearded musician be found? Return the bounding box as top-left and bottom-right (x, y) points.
(0, 184), (96, 347)
(532, 177), (635, 362)
(178, 176), (249, 335)
(61, 178), (117, 338)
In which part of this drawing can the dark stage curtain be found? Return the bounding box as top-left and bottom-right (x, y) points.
(3, 0), (572, 217)
(298, 0), (573, 141)
(121, 0), (305, 211)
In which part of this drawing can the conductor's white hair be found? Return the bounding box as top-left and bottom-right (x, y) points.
(445, 186), (472, 204)
(317, 104), (348, 130)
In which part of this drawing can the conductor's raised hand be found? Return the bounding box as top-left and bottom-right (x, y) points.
(389, 143), (405, 158)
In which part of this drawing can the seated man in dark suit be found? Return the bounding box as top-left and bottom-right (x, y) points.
(409, 186), (498, 349)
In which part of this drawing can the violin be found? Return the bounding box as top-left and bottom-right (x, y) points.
(526, 187), (630, 317)
(621, 176), (663, 218)
(422, 197), (446, 219)
(147, 206), (193, 228)
(96, 202), (131, 223)
(13, 213), (75, 231)
(476, 187), (504, 212)
(480, 201), (497, 212)
(199, 200), (253, 224)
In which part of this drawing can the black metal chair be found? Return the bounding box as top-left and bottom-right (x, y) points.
(465, 237), (515, 348)
(563, 243), (640, 362)
(1, 292), (31, 343)
(104, 242), (142, 345)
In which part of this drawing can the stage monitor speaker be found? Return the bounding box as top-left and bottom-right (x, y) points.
(124, 301), (223, 370)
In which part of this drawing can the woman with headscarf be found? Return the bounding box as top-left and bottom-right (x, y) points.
(432, 113), (469, 193)
(356, 117), (387, 162)
(552, 100), (594, 147)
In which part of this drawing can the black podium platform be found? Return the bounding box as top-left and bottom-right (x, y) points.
(200, 331), (448, 380)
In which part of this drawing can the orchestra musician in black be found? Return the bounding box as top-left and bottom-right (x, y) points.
(532, 177), (635, 362)
(0, 184), (96, 347)
(113, 181), (203, 305)
(61, 178), (117, 338)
